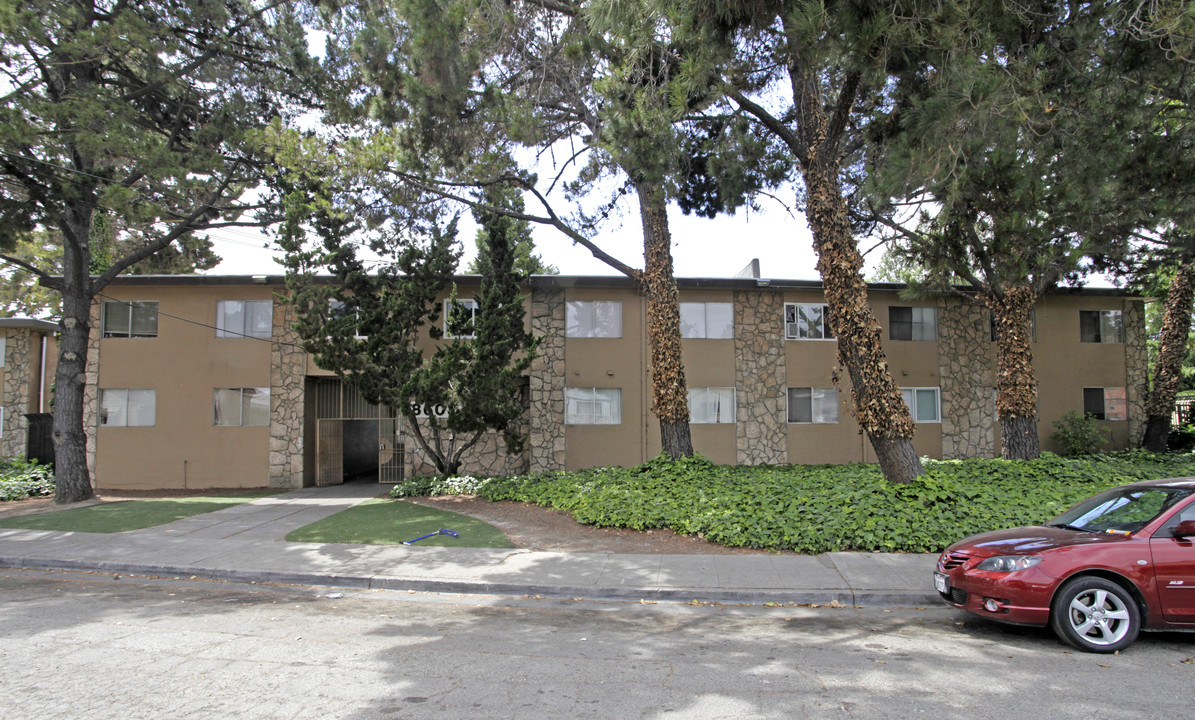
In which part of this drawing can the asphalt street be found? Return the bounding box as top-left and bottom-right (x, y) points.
(1, 568), (1192, 719)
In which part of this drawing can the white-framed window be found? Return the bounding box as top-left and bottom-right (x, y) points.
(99, 388), (156, 427)
(102, 300), (158, 338)
(213, 387), (271, 427)
(989, 309), (1037, 343)
(787, 387), (839, 424)
(217, 300), (272, 339)
(784, 303), (834, 340)
(1080, 310), (1124, 343)
(688, 387), (736, 424)
(445, 298), (480, 339)
(0, 334), (6, 366)
(328, 300), (368, 339)
(566, 301), (622, 338)
(0, 406), (4, 437)
(1084, 387), (1127, 420)
(564, 387), (621, 424)
(680, 302), (733, 339)
(889, 306), (937, 341)
(901, 387), (941, 423)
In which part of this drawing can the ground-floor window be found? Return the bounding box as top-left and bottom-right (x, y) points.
(214, 387), (271, 426)
(688, 387), (736, 423)
(787, 387), (839, 424)
(100, 388), (156, 427)
(900, 387), (941, 423)
(565, 387), (621, 424)
(1083, 387), (1127, 420)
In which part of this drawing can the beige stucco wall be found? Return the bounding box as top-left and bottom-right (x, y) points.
(93, 284), (277, 489)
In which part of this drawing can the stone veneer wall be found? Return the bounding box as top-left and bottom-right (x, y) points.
(269, 299), (306, 488)
(528, 288), (566, 472)
(938, 300), (996, 459)
(1124, 299), (1148, 447)
(405, 425), (531, 478)
(1, 329), (32, 458)
(83, 301), (101, 479)
(734, 290), (787, 465)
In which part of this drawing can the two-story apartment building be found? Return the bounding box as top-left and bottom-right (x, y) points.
(70, 274), (1146, 490)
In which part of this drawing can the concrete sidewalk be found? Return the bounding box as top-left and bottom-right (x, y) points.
(0, 484), (942, 606)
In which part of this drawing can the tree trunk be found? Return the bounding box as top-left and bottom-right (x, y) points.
(52, 203), (97, 504)
(1142, 260), (1195, 452)
(801, 163), (923, 483)
(991, 284), (1041, 460)
(637, 183), (694, 459)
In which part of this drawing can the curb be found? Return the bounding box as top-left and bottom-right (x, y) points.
(0, 555), (943, 607)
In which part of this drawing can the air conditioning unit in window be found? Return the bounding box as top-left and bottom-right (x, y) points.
(785, 323), (801, 339)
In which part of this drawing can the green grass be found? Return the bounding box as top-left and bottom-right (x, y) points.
(285, 499), (515, 547)
(0, 491), (279, 533)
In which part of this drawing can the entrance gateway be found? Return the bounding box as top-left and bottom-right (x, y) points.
(311, 378), (404, 486)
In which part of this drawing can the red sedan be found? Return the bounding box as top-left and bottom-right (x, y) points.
(935, 478), (1195, 652)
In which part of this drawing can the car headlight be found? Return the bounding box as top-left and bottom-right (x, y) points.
(975, 556), (1043, 573)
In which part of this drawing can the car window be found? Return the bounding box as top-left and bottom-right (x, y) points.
(1051, 488), (1192, 535)
(1152, 498), (1195, 539)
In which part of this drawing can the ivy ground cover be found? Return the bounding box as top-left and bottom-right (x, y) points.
(398, 451), (1195, 554)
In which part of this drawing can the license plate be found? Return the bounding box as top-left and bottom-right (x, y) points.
(934, 572), (949, 594)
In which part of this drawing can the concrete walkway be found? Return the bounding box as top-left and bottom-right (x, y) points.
(0, 484), (942, 606)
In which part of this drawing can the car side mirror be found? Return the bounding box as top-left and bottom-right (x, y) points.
(1173, 520), (1195, 539)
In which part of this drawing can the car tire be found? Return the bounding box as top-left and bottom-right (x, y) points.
(1049, 576), (1140, 653)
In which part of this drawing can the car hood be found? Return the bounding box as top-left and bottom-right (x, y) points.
(946, 526), (1131, 556)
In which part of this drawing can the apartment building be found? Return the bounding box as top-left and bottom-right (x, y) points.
(0, 318), (58, 463)
(72, 274), (1146, 490)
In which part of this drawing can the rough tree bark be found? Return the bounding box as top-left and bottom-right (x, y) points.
(1142, 260), (1195, 452)
(991, 283), (1041, 459)
(637, 183), (694, 458)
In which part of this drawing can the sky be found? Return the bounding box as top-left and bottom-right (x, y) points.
(201, 192), (852, 282)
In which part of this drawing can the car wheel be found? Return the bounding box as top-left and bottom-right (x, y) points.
(1049, 576), (1140, 653)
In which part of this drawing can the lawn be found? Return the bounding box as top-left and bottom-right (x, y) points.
(0, 491), (279, 533)
(284, 498), (515, 548)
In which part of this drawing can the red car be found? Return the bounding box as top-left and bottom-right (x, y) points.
(935, 478), (1195, 652)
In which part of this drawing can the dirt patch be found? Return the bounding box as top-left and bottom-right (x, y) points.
(406, 495), (772, 555)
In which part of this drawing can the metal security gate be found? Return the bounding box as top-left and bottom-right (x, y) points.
(316, 419), (344, 486)
(379, 418), (404, 483)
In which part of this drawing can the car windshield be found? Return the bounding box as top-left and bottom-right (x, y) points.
(1049, 487), (1193, 535)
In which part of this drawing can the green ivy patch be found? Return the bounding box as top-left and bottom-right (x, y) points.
(393, 451), (1195, 554)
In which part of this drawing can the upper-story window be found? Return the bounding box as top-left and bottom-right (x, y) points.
(566, 301), (621, 338)
(1080, 310), (1124, 343)
(680, 302), (733, 339)
(329, 300), (367, 339)
(102, 300), (158, 338)
(785, 303), (834, 340)
(445, 299), (480, 339)
(889, 306), (937, 341)
(217, 300), (272, 339)
(0, 334), (6, 366)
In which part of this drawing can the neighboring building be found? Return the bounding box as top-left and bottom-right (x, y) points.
(64, 274), (1145, 490)
(0, 318), (58, 463)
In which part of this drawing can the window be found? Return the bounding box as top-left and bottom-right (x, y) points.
(787, 387), (839, 424)
(689, 387), (736, 424)
(1083, 387), (1127, 421)
(889, 307), (937, 341)
(1080, 310), (1124, 343)
(445, 299), (480, 339)
(900, 387), (941, 423)
(99, 389), (156, 427)
(217, 300), (272, 339)
(0, 334), (5, 366)
(566, 301), (622, 338)
(990, 310), (1037, 343)
(784, 303), (834, 340)
(564, 387), (621, 424)
(213, 387), (270, 427)
(102, 301), (158, 338)
(328, 300), (367, 339)
(680, 302), (733, 339)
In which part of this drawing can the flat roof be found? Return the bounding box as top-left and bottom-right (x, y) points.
(99, 274), (1142, 298)
(0, 318), (58, 332)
